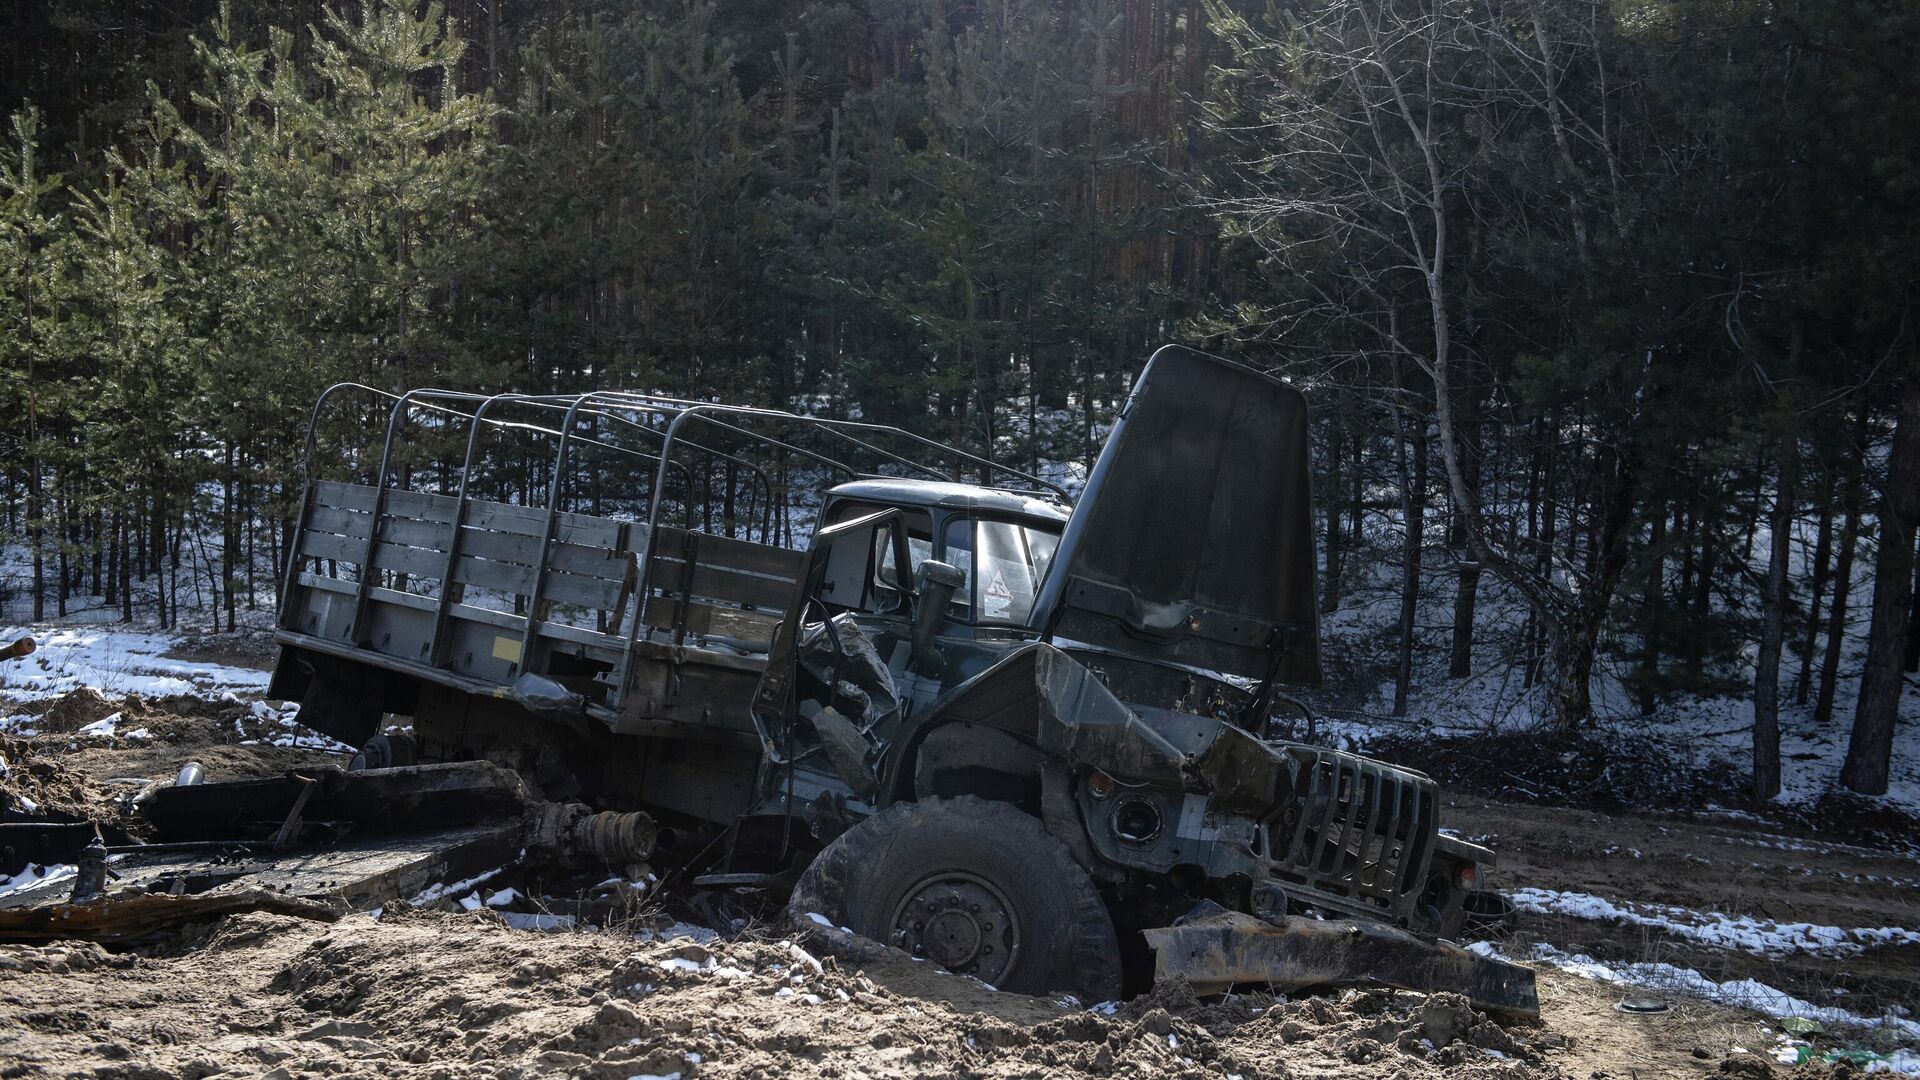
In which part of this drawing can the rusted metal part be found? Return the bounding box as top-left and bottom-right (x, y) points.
(1143, 910), (1539, 1018)
(70, 835), (108, 902)
(0, 635), (34, 661)
(0, 822), (99, 875)
(524, 801), (657, 867)
(272, 774), (320, 851)
(143, 761), (529, 843)
(0, 888), (343, 945)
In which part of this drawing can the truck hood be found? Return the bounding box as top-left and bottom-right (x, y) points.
(1036, 346), (1321, 685)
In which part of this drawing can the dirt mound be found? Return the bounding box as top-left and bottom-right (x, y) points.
(0, 734), (127, 822)
(31, 687), (121, 735)
(1, 691), (343, 828)
(0, 909), (1582, 1079)
(1788, 790), (1920, 857)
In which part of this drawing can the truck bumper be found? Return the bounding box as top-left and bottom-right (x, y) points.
(1143, 910), (1538, 1017)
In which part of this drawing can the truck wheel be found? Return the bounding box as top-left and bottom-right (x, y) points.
(788, 795), (1121, 1002)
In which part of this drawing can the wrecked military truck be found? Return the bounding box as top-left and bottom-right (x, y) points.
(4, 346), (1534, 1013)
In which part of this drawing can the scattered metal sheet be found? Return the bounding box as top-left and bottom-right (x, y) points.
(1143, 910), (1540, 1017)
(0, 888), (342, 945)
(0, 823), (523, 919)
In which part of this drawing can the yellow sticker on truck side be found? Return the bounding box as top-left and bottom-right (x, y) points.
(492, 636), (523, 663)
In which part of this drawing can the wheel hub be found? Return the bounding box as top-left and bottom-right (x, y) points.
(889, 872), (1020, 984)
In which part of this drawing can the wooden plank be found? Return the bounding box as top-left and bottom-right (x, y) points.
(653, 526), (803, 578)
(296, 572), (357, 596)
(382, 487), (460, 523)
(453, 530), (629, 582)
(549, 541), (635, 583)
(648, 559), (797, 611)
(459, 499), (628, 549)
(312, 480), (377, 513)
(642, 599), (782, 645)
(449, 545), (629, 607)
(454, 526), (544, 567)
(300, 529), (365, 565)
(369, 540), (450, 581)
(305, 505), (373, 540)
(365, 584), (436, 613)
(541, 568), (625, 611)
(451, 554), (536, 596)
(375, 514), (454, 550)
(554, 511), (625, 549)
(462, 499), (549, 536)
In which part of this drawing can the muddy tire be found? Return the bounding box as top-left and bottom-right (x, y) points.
(788, 796), (1121, 1002)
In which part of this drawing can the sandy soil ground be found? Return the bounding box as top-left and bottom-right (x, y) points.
(2, 689), (1911, 1079)
(0, 907), (1785, 1080)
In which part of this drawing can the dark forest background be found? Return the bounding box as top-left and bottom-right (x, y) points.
(1, 0), (1916, 795)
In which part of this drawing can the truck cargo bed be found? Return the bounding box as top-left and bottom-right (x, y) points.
(274, 480), (801, 740)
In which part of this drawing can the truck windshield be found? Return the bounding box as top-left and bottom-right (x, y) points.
(942, 518), (1061, 626)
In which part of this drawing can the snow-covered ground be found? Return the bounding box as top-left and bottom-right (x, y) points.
(1507, 887), (1920, 957)
(0, 624), (271, 703)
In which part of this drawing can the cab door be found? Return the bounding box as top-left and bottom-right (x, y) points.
(749, 506), (916, 754)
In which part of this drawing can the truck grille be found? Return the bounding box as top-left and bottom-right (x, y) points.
(1264, 749), (1436, 915)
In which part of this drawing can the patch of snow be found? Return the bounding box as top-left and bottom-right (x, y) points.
(0, 863), (76, 900)
(1524, 943), (1920, 1042)
(497, 912), (574, 931)
(633, 921), (718, 945)
(0, 625), (270, 701)
(76, 712), (124, 736)
(1509, 887), (1920, 957)
(1868, 1048), (1920, 1075)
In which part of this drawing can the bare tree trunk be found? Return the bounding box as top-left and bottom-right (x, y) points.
(118, 507), (132, 623)
(1816, 453), (1864, 724)
(55, 479), (68, 617)
(90, 506), (103, 598)
(1687, 515), (1716, 683)
(1448, 416), (1481, 678)
(1638, 503), (1664, 715)
(1905, 529), (1920, 673)
(1753, 440), (1795, 802)
(1794, 466), (1836, 704)
(224, 441), (237, 632)
(1553, 407), (1644, 729)
(104, 508), (120, 609)
(1349, 424), (1364, 544)
(1392, 408), (1427, 717)
(1842, 377), (1920, 795)
(1324, 419), (1344, 614)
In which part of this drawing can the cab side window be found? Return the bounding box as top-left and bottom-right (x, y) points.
(815, 503), (931, 616)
